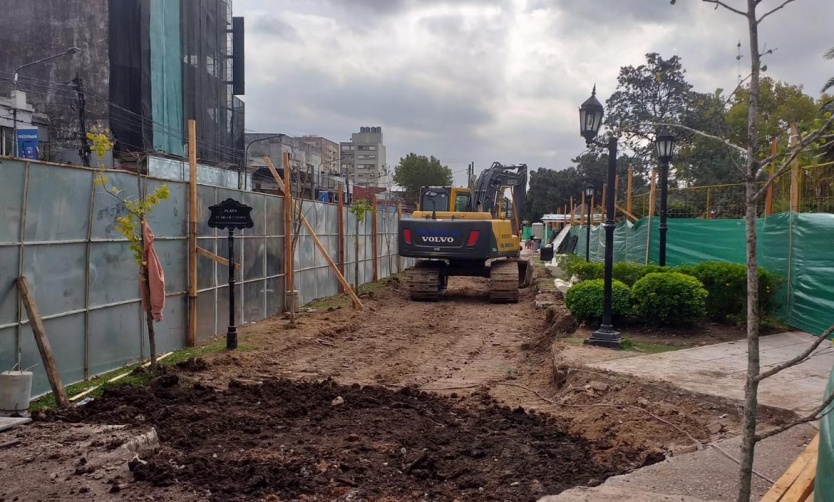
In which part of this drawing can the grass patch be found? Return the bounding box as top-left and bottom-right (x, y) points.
(28, 335), (247, 413)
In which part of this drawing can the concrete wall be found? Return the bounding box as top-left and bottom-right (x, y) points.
(0, 0), (110, 164)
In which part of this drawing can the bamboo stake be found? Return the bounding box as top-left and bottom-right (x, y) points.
(765, 138), (777, 216)
(69, 352), (174, 402)
(396, 202), (403, 273)
(265, 157), (363, 309)
(645, 169), (657, 265)
(187, 119), (197, 347)
(626, 167), (633, 216)
(372, 197), (379, 281)
(790, 123), (800, 212)
(337, 184), (345, 292)
(283, 152), (294, 314)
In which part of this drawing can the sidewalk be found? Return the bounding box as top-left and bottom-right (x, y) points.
(540, 331), (832, 501)
(588, 331), (834, 413)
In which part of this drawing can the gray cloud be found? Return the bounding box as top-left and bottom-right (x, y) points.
(235, 0), (834, 187)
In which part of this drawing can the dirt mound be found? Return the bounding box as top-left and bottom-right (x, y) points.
(53, 377), (641, 501)
(176, 357), (209, 372)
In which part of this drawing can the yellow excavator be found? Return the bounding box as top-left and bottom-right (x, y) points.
(397, 162), (532, 302)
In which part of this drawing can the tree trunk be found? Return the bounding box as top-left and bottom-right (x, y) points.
(142, 265), (158, 370)
(737, 2), (761, 500)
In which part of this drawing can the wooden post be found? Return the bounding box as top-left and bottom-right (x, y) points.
(590, 195), (595, 225)
(570, 197), (574, 224)
(626, 167), (633, 216)
(337, 184), (345, 292)
(614, 175), (619, 219)
(601, 184), (607, 219)
(790, 123), (800, 212)
(187, 119), (197, 347)
(265, 157), (363, 309)
(372, 197), (379, 281)
(17, 276), (69, 408)
(765, 138), (777, 216)
(706, 187), (711, 218)
(579, 192), (585, 226)
(283, 152), (294, 311)
(645, 169), (657, 264)
(396, 202), (403, 273)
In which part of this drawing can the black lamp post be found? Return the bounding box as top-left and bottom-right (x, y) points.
(579, 86), (621, 349)
(655, 127), (675, 267)
(585, 184), (594, 262)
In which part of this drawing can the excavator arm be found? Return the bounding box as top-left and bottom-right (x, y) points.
(472, 162), (527, 235)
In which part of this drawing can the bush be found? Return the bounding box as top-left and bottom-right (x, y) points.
(690, 261), (782, 322)
(632, 272), (707, 326)
(556, 253), (583, 274)
(612, 262), (662, 287)
(565, 278), (632, 325)
(571, 261), (604, 282)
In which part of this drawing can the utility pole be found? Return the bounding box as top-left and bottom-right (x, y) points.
(468, 161), (474, 191)
(72, 74), (91, 167)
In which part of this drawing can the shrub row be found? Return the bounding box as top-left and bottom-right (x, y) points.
(557, 255), (782, 324)
(565, 273), (708, 327)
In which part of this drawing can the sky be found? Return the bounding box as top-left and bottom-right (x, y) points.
(234, 0), (834, 186)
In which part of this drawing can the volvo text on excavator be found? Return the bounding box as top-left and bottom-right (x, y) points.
(397, 162), (533, 302)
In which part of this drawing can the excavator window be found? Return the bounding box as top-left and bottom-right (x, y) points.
(454, 193), (471, 212)
(421, 190), (449, 212)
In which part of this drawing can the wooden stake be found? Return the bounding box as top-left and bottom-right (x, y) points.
(570, 197), (574, 224)
(187, 119), (197, 347)
(17, 276), (69, 408)
(579, 192), (586, 226)
(283, 152), (294, 309)
(197, 247), (239, 270)
(789, 123), (800, 212)
(646, 169), (657, 265)
(626, 167), (633, 216)
(396, 202), (403, 273)
(337, 184), (345, 292)
(614, 175), (619, 218)
(765, 138), (777, 216)
(372, 197), (379, 282)
(265, 157), (363, 309)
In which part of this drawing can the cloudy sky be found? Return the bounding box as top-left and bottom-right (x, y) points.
(234, 0), (833, 186)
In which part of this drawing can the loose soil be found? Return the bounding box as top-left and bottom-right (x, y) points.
(0, 262), (796, 501)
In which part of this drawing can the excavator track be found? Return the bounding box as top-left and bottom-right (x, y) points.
(407, 261), (447, 301)
(489, 260), (520, 303)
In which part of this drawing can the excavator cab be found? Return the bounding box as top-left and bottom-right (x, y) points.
(417, 187), (473, 213)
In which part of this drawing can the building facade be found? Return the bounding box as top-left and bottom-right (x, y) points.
(0, 0), (244, 168)
(340, 126), (388, 188)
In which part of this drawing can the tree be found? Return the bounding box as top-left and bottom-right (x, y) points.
(674, 2), (834, 500)
(605, 53), (695, 176)
(524, 167), (582, 222)
(89, 127), (169, 369)
(725, 77), (819, 153)
(393, 154), (453, 204)
(823, 46), (834, 94)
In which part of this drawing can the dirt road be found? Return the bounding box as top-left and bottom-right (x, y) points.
(0, 271), (793, 501)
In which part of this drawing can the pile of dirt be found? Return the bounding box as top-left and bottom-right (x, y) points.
(52, 375), (644, 501)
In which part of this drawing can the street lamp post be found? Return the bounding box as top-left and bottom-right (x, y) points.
(585, 184), (594, 262)
(242, 134), (286, 190)
(655, 127), (676, 267)
(12, 47), (81, 157)
(579, 86), (621, 349)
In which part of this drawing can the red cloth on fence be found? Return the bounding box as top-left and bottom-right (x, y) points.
(141, 220), (165, 322)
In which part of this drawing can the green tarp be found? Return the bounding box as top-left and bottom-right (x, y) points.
(570, 213), (834, 337)
(150, 0), (184, 156)
(816, 368), (834, 502)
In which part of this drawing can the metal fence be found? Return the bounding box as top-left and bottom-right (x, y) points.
(0, 159), (411, 396)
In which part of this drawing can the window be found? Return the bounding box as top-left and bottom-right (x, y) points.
(421, 191), (449, 212)
(368, 146), (376, 151)
(455, 193), (471, 212)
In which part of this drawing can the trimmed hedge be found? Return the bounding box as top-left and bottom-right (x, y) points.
(612, 262), (662, 287)
(632, 272), (708, 326)
(691, 261), (783, 322)
(564, 278), (632, 325)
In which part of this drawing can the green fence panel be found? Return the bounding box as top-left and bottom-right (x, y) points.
(664, 218), (747, 266)
(759, 213), (793, 321)
(789, 213), (834, 335)
(815, 368), (834, 502)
